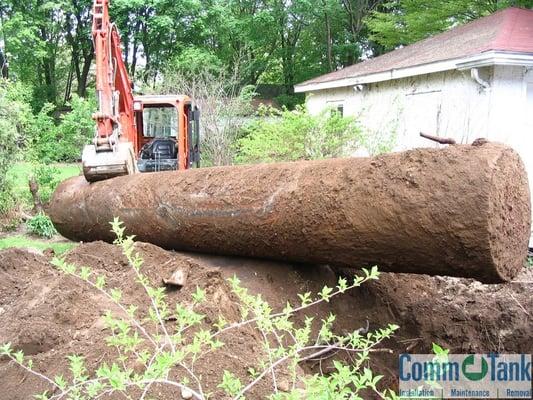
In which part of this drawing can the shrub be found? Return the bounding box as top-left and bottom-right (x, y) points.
(0, 179), (16, 216)
(0, 81), (32, 214)
(274, 93), (305, 110)
(26, 212), (58, 238)
(168, 47), (225, 78)
(29, 95), (95, 163)
(27, 103), (57, 162)
(2, 218), (399, 399)
(154, 68), (256, 166)
(55, 95), (96, 161)
(31, 164), (62, 204)
(236, 105), (364, 164)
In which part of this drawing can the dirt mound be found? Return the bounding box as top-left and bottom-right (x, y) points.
(372, 271), (532, 354)
(0, 242), (531, 398)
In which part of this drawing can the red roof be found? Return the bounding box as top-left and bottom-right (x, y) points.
(297, 7), (533, 87)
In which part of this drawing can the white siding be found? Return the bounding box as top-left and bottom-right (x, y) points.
(305, 69), (494, 151)
(488, 66), (533, 197)
(305, 66), (533, 240)
(305, 66), (531, 182)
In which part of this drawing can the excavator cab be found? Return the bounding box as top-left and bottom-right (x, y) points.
(82, 95), (200, 182)
(134, 95), (200, 173)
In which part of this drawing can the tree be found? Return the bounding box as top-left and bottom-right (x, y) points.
(366, 0), (533, 50)
(340, 0), (384, 62)
(1, 0), (95, 108)
(271, 0), (311, 94)
(0, 0), (402, 112)
(155, 67), (255, 166)
(0, 82), (31, 213)
(64, 0), (94, 99)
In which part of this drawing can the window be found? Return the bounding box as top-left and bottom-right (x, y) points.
(143, 106), (178, 137)
(327, 101), (344, 117)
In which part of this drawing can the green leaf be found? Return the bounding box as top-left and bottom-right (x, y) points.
(432, 342), (446, 356)
(337, 276), (348, 292)
(33, 391), (49, 400)
(218, 370), (243, 396)
(319, 286), (333, 302)
(14, 350), (24, 364)
(282, 301), (293, 315)
(54, 375), (67, 390)
(0, 343), (12, 356)
(95, 275), (106, 290)
(192, 286), (206, 303)
(297, 292), (312, 307)
(67, 354), (87, 381)
(87, 381), (104, 397)
(110, 288), (122, 302)
(80, 266), (92, 281)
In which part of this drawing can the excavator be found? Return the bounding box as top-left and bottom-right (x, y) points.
(82, 0), (200, 182)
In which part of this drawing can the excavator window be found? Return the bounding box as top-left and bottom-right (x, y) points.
(137, 104), (180, 173)
(142, 106), (178, 137)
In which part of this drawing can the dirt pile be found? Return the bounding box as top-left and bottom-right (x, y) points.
(0, 242), (531, 399)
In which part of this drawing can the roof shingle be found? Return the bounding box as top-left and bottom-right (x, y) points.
(297, 7), (533, 87)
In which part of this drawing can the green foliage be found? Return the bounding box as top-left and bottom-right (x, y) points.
(3, 0), (393, 110)
(3, 218), (398, 399)
(218, 371), (244, 396)
(27, 212), (58, 239)
(0, 234), (75, 255)
(274, 93), (305, 110)
(31, 164), (62, 204)
(6, 162), (80, 211)
(29, 95), (95, 163)
(0, 179), (16, 217)
(54, 95), (96, 160)
(303, 362), (385, 398)
(168, 47), (225, 78)
(366, 0), (533, 50)
(236, 106), (364, 164)
(0, 82), (32, 214)
(432, 342), (449, 358)
(155, 68), (256, 166)
(6, 0), (528, 117)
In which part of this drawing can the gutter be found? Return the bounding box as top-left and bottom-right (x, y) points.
(470, 68), (491, 91)
(294, 51), (533, 93)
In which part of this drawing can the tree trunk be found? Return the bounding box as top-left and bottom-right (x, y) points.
(77, 52), (93, 97)
(324, 10), (333, 71)
(28, 178), (43, 213)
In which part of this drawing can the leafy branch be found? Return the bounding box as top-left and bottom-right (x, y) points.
(1, 218), (399, 399)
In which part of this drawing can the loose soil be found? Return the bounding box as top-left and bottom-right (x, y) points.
(0, 242), (531, 399)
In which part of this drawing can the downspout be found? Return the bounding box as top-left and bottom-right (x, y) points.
(470, 68), (490, 91)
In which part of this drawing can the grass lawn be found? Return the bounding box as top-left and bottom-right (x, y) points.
(0, 234), (76, 255)
(8, 162), (81, 204)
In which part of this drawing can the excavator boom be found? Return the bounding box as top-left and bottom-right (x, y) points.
(82, 0), (137, 182)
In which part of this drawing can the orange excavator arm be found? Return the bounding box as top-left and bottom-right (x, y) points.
(82, 0), (138, 182)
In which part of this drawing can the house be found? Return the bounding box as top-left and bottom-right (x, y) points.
(295, 7), (533, 200)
